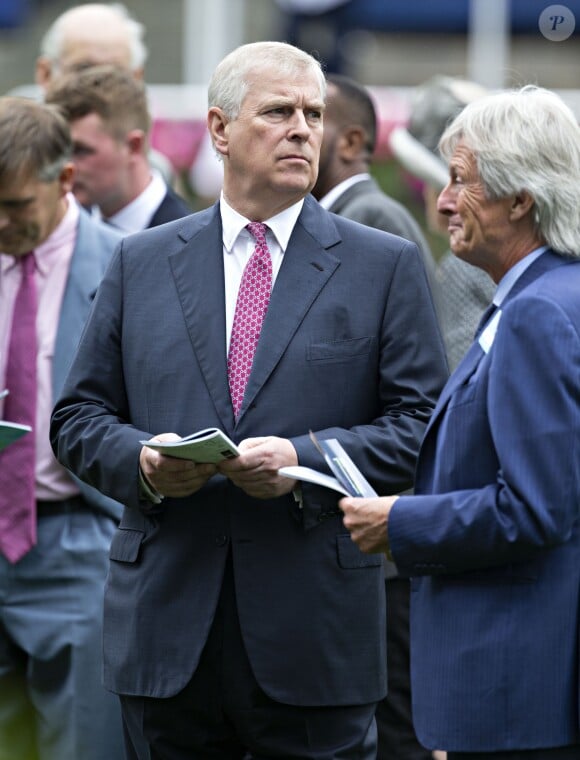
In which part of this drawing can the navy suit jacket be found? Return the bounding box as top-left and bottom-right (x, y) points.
(328, 177), (439, 307)
(148, 187), (191, 228)
(51, 195), (448, 704)
(390, 250), (580, 751)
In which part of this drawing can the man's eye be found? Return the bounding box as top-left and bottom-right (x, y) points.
(1, 201), (29, 210)
(72, 146), (94, 157)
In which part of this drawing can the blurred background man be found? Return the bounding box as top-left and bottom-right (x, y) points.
(312, 73), (440, 313)
(34, 1), (176, 186)
(46, 64), (191, 232)
(0, 96), (124, 760)
(389, 76), (494, 369)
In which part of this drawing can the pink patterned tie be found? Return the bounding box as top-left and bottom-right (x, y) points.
(228, 222), (272, 419)
(0, 252), (37, 562)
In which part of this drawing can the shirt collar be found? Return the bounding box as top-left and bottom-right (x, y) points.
(1, 193), (79, 275)
(219, 193), (305, 253)
(97, 170), (167, 234)
(494, 245), (548, 306)
(317, 173), (371, 210)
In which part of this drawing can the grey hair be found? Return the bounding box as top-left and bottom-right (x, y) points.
(39, 3), (148, 73)
(208, 41), (326, 119)
(439, 85), (580, 256)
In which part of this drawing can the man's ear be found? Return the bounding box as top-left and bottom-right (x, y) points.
(338, 125), (366, 161)
(58, 162), (75, 195)
(126, 129), (147, 156)
(35, 57), (52, 90)
(510, 190), (535, 221)
(207, 107), (229, 158)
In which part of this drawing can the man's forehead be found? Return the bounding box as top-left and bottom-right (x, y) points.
(0, 172), (43, 198)
(246, 82), (324, 108)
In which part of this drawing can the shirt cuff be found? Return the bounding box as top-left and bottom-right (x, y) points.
(139, 467), (164, 504)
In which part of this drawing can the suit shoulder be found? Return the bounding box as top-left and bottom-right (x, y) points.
(330, 209), (419, 254)
(343, 190), (428, 246)
(77, 209), (121, 252)
(521, 256), (580, 306)
(119, 205), (214, 253)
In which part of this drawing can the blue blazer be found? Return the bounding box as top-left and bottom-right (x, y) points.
(51, 195), (448, 704)
(390, 250), (580, 752)
(53, 207), (123, 521)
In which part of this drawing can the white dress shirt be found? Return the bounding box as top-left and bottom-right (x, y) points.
(219, 194), (304, 353)
(93, 170), (168, 234)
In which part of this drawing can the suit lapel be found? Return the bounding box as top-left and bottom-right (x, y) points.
(168, 205), (233, 430)
(236, 197), (342, 422)
(418, 249), (568, 472)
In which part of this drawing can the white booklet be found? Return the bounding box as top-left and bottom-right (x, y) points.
(279, 431), (377, 497)
(140, 427), (240, 463)
(0, 390), (33, 452)
(0, 420), (33, 453)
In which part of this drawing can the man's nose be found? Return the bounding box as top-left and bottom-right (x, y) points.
(288, 110), (310, 137)
(437, 181), (455, 215)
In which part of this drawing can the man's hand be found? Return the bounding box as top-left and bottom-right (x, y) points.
(140, 433), (217, 498)
(217, 436), (298, 499)
(339, 495), (399, 555)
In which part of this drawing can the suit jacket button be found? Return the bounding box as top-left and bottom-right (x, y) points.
(215, 535), (228, 547)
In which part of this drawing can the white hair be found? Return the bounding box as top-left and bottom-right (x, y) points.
(39, 3), (148, 73)
(439, 85), (580, 256)
(208, 41), (326, 120)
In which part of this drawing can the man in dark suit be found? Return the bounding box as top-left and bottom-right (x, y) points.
(51, 41), (448, 759)
(0, 97), (124, 759)
(341, 86), (580, 759)
(45, 64), (191, 232)
(34, 1), (176, 187)
(312, 72), (437, 760)
(312, 73), (440, 309)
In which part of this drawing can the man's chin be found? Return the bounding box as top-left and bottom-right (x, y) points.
(72, 188), (91, 208)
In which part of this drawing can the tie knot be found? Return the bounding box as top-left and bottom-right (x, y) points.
(246, 222), (268, 248)
(20, 252), (36, 277)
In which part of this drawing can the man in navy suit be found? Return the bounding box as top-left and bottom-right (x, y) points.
(50, 41), (448, 758)
(45, 64), (191, 232)
(0, 97), (124, 759)
(341, 86), (580, 759)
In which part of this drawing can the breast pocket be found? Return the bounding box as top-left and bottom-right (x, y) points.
(307, 336), (374, 364)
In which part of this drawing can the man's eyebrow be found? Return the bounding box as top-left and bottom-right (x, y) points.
(0, 197), (34, 206)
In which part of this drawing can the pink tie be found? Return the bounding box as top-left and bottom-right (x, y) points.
(0, 253), (37, 562)
(228, 222), (272, 419)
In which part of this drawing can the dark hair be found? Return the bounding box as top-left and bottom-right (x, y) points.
(45, 63), (151, 139)
(326, 73), (377, 153)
